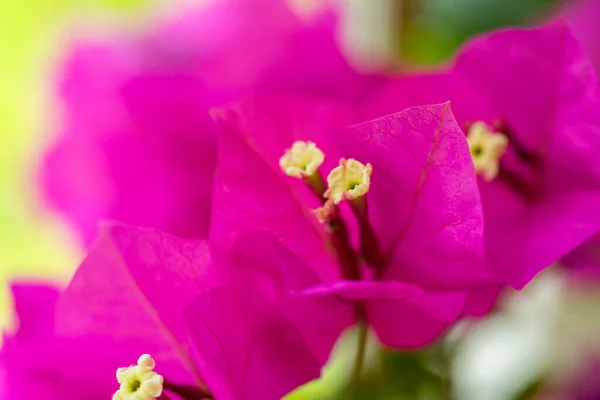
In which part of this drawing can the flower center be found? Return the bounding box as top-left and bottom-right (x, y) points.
(324, 158), (373, 204)
(128, 377), (141, 393)
(466, 121), (509, 181)
(470, 144), (484, 157)
(113, 354), (164, 400)
(280, 142), (386, 276)
(279, 140), (325, 178)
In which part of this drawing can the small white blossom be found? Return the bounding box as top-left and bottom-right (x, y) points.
(324, 158), (372, 204)
(113, 354), (164, 400)
(467, 121), (509, 181)
(279, 140), (325, 178)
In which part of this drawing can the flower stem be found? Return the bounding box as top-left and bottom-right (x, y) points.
(352, 318), (369, 383)
(350, 197), (386, 275)
(327, 214), (362, 281)
(304, 172), (327, 198)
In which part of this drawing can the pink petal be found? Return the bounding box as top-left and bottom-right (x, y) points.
(297, 279), (468, 349)
(367, 23), (600, 289)
(367, 289), (469, 349)
(457, 22), (600, 287)
(151, 0), (382, 100)
(210, 94), (356, 281)
(1, 284), (110, 399)
(186, 231), (353, 400)
(332, 103), (492, 288)
(364, 73), (496, 125)
(298, 279), (423, 300)
(561, 234), (600, 280)
(460, 286), (503, 317)
(185, 287), (320, 400)
(43, 48), (217, 243)
(8, 284), (58, 339)
(56, 223), (211, 387)
(565, 0), (600, 72)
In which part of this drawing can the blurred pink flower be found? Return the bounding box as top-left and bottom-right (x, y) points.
(361, 22), (600, 289)
(1, 225), (359, 399)
(41, 0), (381, 244)
(211, 97), (493, 348)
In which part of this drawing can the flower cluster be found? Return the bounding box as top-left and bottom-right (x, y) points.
(4, 1), (600, 399)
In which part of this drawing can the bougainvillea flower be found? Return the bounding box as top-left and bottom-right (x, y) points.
(41, 0), (381, 244)
(360, 21), (600, 289)
(2, 224), (352, 399)
(0, 226), (215, 399)
(210, 96), (496, 350)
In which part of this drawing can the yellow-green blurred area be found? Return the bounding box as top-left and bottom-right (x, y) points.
(0, 0), (154, 328)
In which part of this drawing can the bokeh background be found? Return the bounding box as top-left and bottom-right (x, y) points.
(2, 0), (599, 399)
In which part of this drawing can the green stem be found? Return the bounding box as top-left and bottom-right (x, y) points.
(304, 172), (327, 199)
(352, 316), (369, 383)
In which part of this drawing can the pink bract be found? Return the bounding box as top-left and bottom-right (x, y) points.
(211, 97), (492, 348)
(364, 22), (600, 288)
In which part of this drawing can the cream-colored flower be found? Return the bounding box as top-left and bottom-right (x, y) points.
(113, 354), (164, 400)
(324, 158), (372, 204)
(279, 140), (325, 178)
(467, 121), (509, 181)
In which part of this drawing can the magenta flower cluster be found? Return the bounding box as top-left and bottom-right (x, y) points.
(4, 1), (600, 399)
